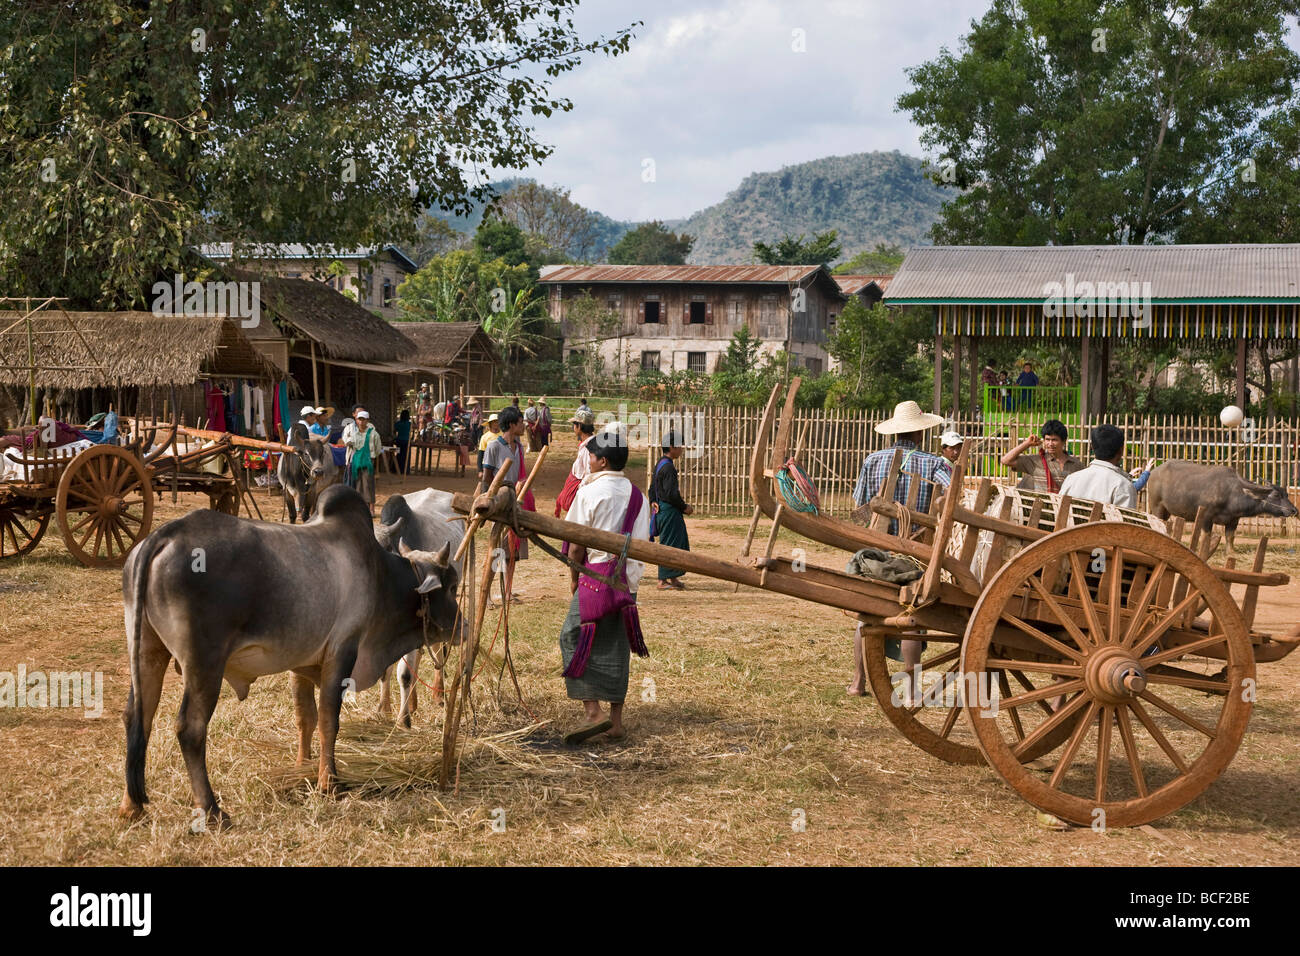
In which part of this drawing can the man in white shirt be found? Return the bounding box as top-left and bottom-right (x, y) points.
(1059, 424), (1137, 509)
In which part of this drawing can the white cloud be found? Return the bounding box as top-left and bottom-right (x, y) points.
(496, 0), (991, 221)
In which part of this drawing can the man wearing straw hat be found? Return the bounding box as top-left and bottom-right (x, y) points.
(310, 405), (334, 440)
(847, 400), (953, 701)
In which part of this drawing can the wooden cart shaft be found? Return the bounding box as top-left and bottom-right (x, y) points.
(449, 489), (920, 622)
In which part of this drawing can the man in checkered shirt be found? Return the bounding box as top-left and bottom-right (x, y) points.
(847, 400), (952, 702)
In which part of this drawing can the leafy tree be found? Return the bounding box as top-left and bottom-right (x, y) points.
(397, 249), (481, 323)
(563, 291), (622, 393)
(720, 326), (761, 375)
(897, 0), (1300, 245)
(827, 299), (931, 410)
(409, 215), (471, 266)
(0, 2), (636, 308)
(474, 218), (530, 272)
(478, 285), (549, 362)
(834, 242), (905, 275)
(608, 221), (694, 265)
(489, 182), (604, 262)
(752, 230), (841, 266)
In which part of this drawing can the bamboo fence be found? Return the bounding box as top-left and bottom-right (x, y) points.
(647, 405), (1300, 535)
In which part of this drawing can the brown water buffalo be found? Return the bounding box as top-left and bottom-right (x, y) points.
(1146, 460), (1298, 550)
(120, 484), (462, 828)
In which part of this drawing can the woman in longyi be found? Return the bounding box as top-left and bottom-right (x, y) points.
(557, 423), (651, 745)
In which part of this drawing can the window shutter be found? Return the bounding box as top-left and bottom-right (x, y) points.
(705, 301), (714, 324)
(639, 300), (646, 323)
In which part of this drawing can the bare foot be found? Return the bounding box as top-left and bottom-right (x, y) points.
(657, 581), (675, 591)
(607, 728), (626, 740)
(845, 683), (867, 697)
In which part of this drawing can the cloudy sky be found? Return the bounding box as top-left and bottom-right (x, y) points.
(503, 0), (992, 221)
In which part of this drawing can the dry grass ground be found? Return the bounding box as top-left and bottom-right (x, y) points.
(0, 429), (1298, 865)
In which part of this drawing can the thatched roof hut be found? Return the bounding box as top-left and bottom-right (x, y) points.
(242, 273), (412, 362)
(0, 311), (281, 389)
(389, 321), (500, 396)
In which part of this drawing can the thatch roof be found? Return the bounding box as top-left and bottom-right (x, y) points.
(239, 272), (413, 362)
(0, 311), (281, 389)
(389, 321), (501, 370)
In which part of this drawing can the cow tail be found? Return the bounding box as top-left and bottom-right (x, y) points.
(124, 536), (158, 807)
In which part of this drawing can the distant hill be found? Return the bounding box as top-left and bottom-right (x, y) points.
(669, 151), (947, 265)
(420, 151), (946, 265)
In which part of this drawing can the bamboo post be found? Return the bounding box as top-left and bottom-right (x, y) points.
(440, 520), (503, 791)
(452, 457), (514, 566)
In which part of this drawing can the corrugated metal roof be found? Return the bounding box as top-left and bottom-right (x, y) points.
(199, 243), (418, 272)
(537, 264), (822, 284)
(833, 274), (892, 295)
(884, 245), (1300, 301)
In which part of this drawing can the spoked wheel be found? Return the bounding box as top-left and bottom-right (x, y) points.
(0, 502), (51, 558)
(864, 630), (1081, 765)
(55, 446), (154, 568)
(963, 523), (1254, 828)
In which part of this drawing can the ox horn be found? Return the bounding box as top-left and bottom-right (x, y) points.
(434, 542), (451, 567)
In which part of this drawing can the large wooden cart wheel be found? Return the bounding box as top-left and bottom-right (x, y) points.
(55, 446), (154, 568)
(864, 631), (1081, 765)
(0, 502), (50, 558)
(963, 523), (1255, 828)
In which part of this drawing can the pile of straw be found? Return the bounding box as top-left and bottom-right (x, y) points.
(253, 719), (584, 798)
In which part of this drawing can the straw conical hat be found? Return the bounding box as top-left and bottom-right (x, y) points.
(875, 400), (944, 435)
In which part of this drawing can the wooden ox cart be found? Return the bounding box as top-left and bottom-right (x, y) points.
(0, 421), (297, 568)
(451, 380), (1299, 827)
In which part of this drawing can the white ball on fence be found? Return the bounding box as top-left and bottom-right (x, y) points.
(1220, 405), (1245, 428)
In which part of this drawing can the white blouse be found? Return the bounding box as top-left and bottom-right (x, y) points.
(566, 470), (651, 593)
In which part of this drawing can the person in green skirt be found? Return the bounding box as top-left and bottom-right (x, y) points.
(559, 424), (650, 744)
(650, 431), (692, 590)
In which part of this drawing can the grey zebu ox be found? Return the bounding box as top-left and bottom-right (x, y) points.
(278, 422), (339, 523)
(1146, 460), (1298, 550)
(120, 484), (462, 828)
(373, 488), (465, 726)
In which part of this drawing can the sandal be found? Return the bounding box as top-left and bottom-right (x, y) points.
(562, 719), (613, 746)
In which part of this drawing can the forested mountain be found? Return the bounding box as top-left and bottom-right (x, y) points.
(669, 151), (946, 264)
(419, 151), (946, 265)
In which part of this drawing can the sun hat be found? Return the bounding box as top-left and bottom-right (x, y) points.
(314, 405), (335, 419)
(875, 400), (944, 436)
(569, 409), (595, 426)
(537, 397), (548, 404)
(487, 412), (499, 423)
(300, 405), (317, 417)
(356, 409), (370, 420)
(939, 430), (964, 447)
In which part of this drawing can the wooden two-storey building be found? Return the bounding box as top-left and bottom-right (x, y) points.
(538, 264), (848, 377)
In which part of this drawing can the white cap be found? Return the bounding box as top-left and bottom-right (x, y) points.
(356, 409), (370, 420)
(939, 430), (964, 447)
(300, 405), (317, 416)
